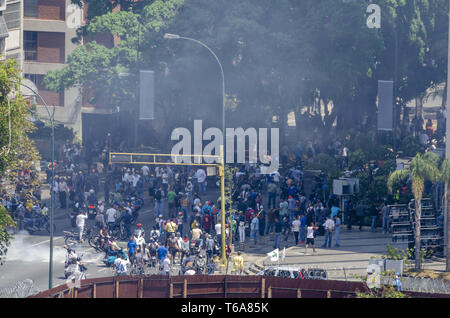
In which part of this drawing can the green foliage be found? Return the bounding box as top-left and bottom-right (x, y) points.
(400, 136), (422, 157)
(0, 59), (40, 265)
(387, 169), (410, 194)
(0, 205), (15, 266)
(356, 286), (407, 298)
(224, 165), (238, 214)
(348, 149), (367, 170)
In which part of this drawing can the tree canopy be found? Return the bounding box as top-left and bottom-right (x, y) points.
(44, 0), (450, 150)
(0, 58), (41, 264)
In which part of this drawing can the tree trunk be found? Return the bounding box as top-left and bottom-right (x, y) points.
(415, 198), (422, 271)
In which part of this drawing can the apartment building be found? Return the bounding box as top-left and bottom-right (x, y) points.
(1, 0), (23, 67)
(22, 0), (113, 139)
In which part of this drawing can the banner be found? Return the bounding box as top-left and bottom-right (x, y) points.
(267, 249), (279, 262)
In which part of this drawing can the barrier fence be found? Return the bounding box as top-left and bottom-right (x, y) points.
(30, 275), (369, 298)
(29, 275), (450, 298)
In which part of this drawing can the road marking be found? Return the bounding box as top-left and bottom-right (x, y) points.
(30, 236), (63, 247)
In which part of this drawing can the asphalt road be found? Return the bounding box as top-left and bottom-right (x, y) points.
(0, 186), (221, 294)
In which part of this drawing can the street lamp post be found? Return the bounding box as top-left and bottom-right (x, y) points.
(12, 80), (55, 289)
(164, 33), (228, 265)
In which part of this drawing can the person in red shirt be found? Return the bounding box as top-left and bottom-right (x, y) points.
(245, 208), (254, 222)
(202, 213), (213, 234)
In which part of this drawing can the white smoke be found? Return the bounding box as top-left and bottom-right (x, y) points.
(5, 232), (67, 263)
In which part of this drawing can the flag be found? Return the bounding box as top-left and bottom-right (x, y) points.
(267, 249), (279, 262)
(281, 247), (286, 261)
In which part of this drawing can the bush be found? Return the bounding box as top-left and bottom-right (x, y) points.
(400, 136), (422, 157)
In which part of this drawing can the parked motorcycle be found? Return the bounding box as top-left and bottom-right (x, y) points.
(64, 230), (80, 246)
(87, 204), (97, 220)
(23, 215), (56, 234)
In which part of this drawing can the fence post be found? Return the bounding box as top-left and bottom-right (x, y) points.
(169, 283), (174, 298)
(92, 283), (96, 298)
(183, 279), (188, 298)
(268, 287), (272, 298)
(327, 290), (331, 298)
(261, 278), (265, 298)
(297, 289), (302, 298)
(139, 279), (144, 298)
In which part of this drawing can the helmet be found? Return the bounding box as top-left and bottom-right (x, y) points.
(178, 212), (183, 216)
(89, 189), (94, 194)
(136, 223), (142, 228)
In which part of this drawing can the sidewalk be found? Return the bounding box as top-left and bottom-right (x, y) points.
(233, 227), (446, 280)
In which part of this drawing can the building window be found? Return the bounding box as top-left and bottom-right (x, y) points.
(24, 73), (65, 107)
(24, 0), (38, 18)
(24, 31), (37, 61)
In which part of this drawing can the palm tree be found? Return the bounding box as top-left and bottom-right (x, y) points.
(388, 152), (440, 271)
(440, 159), (450, 272)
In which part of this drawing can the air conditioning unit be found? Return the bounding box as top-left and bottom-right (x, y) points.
(0, 0), (6, 12)
(333, 178), (360, 196)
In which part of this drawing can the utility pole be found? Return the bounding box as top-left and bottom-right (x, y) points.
(446, 0), (450, 272)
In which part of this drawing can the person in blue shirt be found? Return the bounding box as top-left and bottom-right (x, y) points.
(122, 209), (133, 238)
(127, 236), (137, 264)
(157, 244), (168, 267)
(202, 202), (212, 215)
(331, 205), (340, 218)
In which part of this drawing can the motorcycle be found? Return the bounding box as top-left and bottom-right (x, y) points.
(103, 249), (127, 267)
(109, 219), (128, 241)
(194, 254), (206, 275)
(87, 204), (97, 220)
(64, 230), (80, 246)
(190, 239), (203, 256)
(23, 215), (56, 234)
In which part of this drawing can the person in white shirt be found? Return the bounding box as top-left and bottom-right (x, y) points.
(105, 206), (118, 228)
(117, 256), (130, 276)
(292, 216), (301, 245)
(239, 217), (246, 244)
(163, 256), (171, 276)
(141, 165), (150, 176)
(196, 168), (207, 195)
(132, 173), (140, 188)
(76, 211), (88, 242)
(214, 222), (222, 245)
(334, 216), (341, 247)
(305, 223), (318, 255)
(322, 216), (335, 248)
